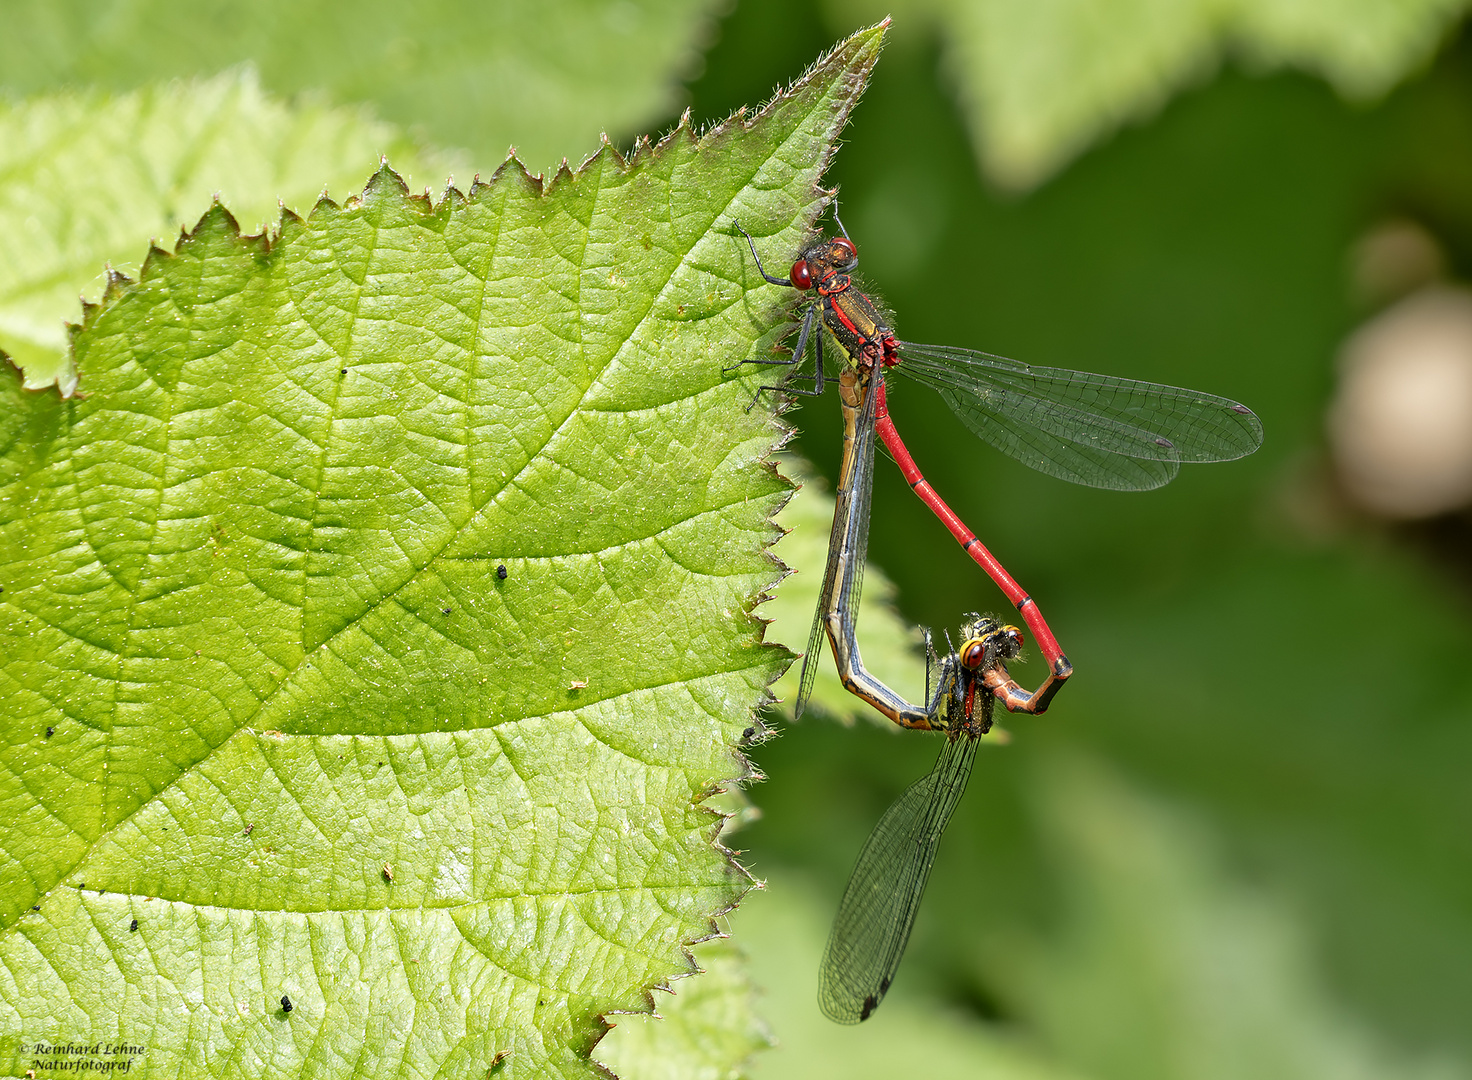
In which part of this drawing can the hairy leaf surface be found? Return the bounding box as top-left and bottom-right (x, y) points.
(0, 26), (886, 1080)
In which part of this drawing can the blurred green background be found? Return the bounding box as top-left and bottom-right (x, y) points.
(688, 3), (1472, 1078)
(6, 0), (1472, 1076)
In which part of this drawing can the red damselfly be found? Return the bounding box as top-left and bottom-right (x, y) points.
(734, 216), (1263, 714)
(809, 355), (1043, 725)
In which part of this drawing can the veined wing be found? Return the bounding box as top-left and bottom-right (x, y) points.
(897, 342), (1263, 491)
(795, 365), (881, 717)
(818, 730), (980, 1023)
(794, 604), (828, 719)
(833, 365), (881, 631)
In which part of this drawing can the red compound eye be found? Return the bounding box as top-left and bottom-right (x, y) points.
(960, 641), (987, 670)
(831, 236), (857, 258)
(1008, 627), (1025, 649)
(789, 260), (812, 290)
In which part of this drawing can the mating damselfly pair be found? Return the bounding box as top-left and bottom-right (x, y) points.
(732, 214), (1261, 1023)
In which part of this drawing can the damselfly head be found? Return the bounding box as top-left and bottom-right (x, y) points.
(958, 612), (997, 643)
(959, 638), (989, 672)
(823, 235), (858, 272)
(797, 234), (859, 280)
(957, 615), (998, 670)
(957, 617), (1024, 671)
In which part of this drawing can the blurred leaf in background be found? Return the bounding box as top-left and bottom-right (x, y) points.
(0, 0), (727, 395)
(596, 937), (775, 1080)
(0, 71), (459, 390)
(811, 0), (1472, 187)
(1001, 757), (1462, 1080)
(0, 0), (725, 176)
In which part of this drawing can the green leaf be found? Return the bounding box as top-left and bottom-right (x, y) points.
(0, 25), (886, 1080)
(765, 456), (931, 726)
(0, 70), (460, 393)
(594, 937), (774, 1080)
(0, 0), (726, 177)
(852, 0), (1469, 187)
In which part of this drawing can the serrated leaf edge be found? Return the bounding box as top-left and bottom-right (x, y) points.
(11, 22), (888, 1076)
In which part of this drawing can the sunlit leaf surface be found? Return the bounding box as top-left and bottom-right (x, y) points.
(0, 27), (888, 1079)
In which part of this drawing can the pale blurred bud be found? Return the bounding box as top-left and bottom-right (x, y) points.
(1328, 287), (1472, 519)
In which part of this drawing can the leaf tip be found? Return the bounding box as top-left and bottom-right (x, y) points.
(488, 151), (544, 196)
(626, 132), (653, 165)
(2, 349), (22, 387)
(733, 18), (888, 185)
(589, 134), (630, 173)
(102, 266), (133, 303)
(363, 161), (410, 204)
(176, 199), (246, 260)
(441, 181), (469, 208)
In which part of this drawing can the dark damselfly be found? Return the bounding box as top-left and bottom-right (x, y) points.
(804, 359), (1041, 1022)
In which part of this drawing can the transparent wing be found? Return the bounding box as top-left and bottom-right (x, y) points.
(835, 367), (880, 629)
(795, 366), (881, 718)
(818, 731), (980, 1023)
(897, 341), (1263, 491)
(794, 605), (827, 720)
